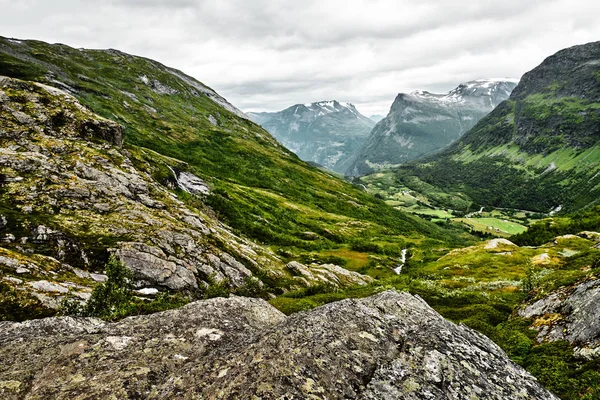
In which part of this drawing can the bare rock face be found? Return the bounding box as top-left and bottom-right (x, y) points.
(519, 279), (600, 358)
(286, 260), (373, 287)
(0, 291), (556, 399)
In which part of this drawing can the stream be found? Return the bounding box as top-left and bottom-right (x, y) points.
(393, 248), (408, 275)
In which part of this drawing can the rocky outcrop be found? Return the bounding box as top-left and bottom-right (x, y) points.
(0, 76), (379, 314)
(286, 260), (373, 287)
(0, 75), (284, 305)
(519, 279), (600, 359)
(0, 290), (556, 399)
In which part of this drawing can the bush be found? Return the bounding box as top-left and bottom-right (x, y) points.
(203, 274), (231, 299)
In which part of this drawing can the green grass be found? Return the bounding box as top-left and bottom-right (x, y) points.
(455, 217), (527, 236)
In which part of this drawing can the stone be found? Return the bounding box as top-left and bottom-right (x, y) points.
(113, 242), (198, 291)
(1, 234), (15, 243)
(518, 279), (600, 355)
(301, 231), (319, 240)
(484, 238), (517, 249)
(0, 292), (557, 399)
(175, 171), (210, 195)
(286, 261), (373, 287)
(27, 280), (69, 294)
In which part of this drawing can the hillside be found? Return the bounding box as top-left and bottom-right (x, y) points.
(0, 37), (473, 319)
(342, 79), (517, 176)
(249, 101), (375, 172)
(391, 41), (600, 212)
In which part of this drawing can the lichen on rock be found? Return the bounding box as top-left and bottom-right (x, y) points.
(0, 291), (557, 399)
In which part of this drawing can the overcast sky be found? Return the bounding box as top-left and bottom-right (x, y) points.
(1, 0), (599, 116)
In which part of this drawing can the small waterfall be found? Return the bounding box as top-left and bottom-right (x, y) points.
(393, 248), (408, 275)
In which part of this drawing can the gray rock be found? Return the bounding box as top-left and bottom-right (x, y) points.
(113, 242), (198, 291)
(174, 170), (210, 195)
(1, 233), (15, 243)
(286, 261), (373, 287)
(518, 279), (600, 352)
(0, 291), (556, 399)
(27, 280), (69, 294)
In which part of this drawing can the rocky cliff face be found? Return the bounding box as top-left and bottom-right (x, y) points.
(342, 79), (517, 176)
(250, 101), (375, 172)
(0, 290), (557, 399)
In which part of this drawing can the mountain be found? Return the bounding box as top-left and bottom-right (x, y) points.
(369, 114), (385, 123)
(342, 79), (518, 176)
(249, 101), (375, 172)
(0, 290), (557, 399)
(0, 36), (466, 319)
(393, 41), (600, 212)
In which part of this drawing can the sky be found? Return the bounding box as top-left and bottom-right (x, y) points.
(1, 1), (599, 116)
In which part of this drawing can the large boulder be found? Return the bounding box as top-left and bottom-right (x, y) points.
(0, 291), (557, 399)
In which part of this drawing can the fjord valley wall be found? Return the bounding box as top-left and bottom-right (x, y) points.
(341, 79), (517, 177)
(392, 41), (600, 213)
(0, 35), (469, 320)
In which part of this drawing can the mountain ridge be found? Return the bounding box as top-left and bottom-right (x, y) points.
(249, 100), (375, 172)
(342, 79), (518, 176)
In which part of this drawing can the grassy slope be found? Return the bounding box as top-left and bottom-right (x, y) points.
(0, 37), (472, 281)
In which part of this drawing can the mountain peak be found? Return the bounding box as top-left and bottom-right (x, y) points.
(407, 79), (519, 105)
(342, 79), (517, 176)
(247, 100), (374, 172)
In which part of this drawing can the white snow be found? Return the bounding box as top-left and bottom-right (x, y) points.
(137, 288), (159, 295)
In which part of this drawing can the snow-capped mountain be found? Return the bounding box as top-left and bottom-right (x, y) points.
(341, 79), (518, 176)
(248, 101), (375, 172)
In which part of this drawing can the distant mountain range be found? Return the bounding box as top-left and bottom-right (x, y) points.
(391, 41), (600, 212)
(248, 101), (375, 173)
(341, 79), (518, 176)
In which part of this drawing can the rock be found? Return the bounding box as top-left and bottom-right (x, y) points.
(27, 280), (69, 294)
(0, 214), (6, 229)
(207, 114), (218, 126)
(484, 238), (517, 249)
(175, 171), (210, 195)
(90, 273), (108, 282)
(532, 252), (552, 265)
(301, 231), (319, 240)
(1, 233), (15, 243)
(0, 291), (557, 399)
(518, 279), (600, 355)
(135, 287), (159, 296)
(286, 261), (373, 287)
(79, 119), (123, 147)
(113, 242), (198, 291)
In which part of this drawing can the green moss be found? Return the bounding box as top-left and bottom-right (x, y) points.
(0, 281), (55, 321)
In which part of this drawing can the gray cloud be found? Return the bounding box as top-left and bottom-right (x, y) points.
(1, 0), (599, 115)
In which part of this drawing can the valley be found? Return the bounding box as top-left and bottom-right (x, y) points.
(0, 34), (599, 400)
